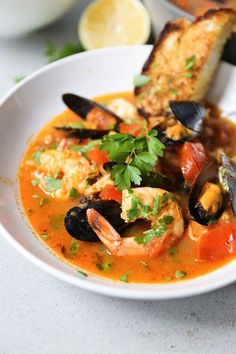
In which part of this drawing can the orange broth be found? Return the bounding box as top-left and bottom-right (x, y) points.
(18, 92), (236, 283)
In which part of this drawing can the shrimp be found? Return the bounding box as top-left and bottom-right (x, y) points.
(35, 149), (98, 199)
(87, 187), (184, 257)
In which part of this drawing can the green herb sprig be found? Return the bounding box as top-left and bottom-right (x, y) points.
(100, 129), (165, 190)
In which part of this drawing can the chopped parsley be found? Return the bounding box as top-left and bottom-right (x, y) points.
(183, 72), (193, 78)
(135, 215), (174, 245)
(32, 194), (41, 199)
(71, 139), (101, 155)
(40, 234), (49, 239)
(39, 198), (49, 207)
(169, 247), (177, 256)
(31, 178), (40, 186)
(170, 88), (178, 95)
(175, 270), (187, 279)
(77, 270), (88, 277)
(69, 239), (80, 256)
(66, 122), (85, 129)
(165, 276), (172, 281)
(185, 55), (196, 71)
(96, 260), (112, 271)
(120, 274), (129, 283)
(45, 41), (84, 63)
(44, 177), (63, 192)
(50, 214), (64, 230)
(31, 150), (43, 165)
(133, 74), (151, 87)
(69, 187), (80, 198)
(100, 130), (165, 190)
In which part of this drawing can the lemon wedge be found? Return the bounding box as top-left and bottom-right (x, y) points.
(78, 0), (151, 50)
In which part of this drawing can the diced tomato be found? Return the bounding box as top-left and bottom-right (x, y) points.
(196, 223), (236, 262)
(88, 147), (109, 166)
(177, 142), (207, 183)
(99, 185), (122, 204)
(119, 123), (142, 137)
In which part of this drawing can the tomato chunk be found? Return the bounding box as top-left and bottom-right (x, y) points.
(99, 185), (122, 204)
(119, 123), (142, 137)
(88, 147), (109, 166)
(196, 223), (236, 262)
(177, 142), (207, 183)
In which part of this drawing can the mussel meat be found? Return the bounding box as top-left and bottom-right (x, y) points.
(62, 93), (122, 122)
(189, 160), (225, 225)
(220, 154), (236, 215)
(55, 93), (123, 139)
(64, 199), (125, 242)
(155, 101), (205, 146)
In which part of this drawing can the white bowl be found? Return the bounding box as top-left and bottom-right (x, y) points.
(1, 46), (236, 300)
(0, 0), (79, 38)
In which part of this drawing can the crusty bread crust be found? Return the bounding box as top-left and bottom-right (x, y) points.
(135, 8), (236, 118)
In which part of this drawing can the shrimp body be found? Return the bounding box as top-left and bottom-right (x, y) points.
(36, 149), (98, 199)
(87, 187), (184, 257)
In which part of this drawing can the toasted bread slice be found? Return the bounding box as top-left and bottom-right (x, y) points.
(135, 8), (236, 117)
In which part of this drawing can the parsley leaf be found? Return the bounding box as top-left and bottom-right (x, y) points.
(31, 150), (43, 165)
(120, 274), (129, 282)
(44, 177), (63, 192)
(175, 270), (187, 279)
(45, 41), (84, 63)
(101, 129), (165, 190)
(31, 178), (40, 186)
(133, 74), (151, 87)
(69, 239), (80, 256)
(69, 187), (80, 197)
(71, 139), (101, 155)
(185, 55), (196, 71)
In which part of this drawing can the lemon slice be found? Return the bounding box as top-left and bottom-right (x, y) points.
(78, 0), (151, 50)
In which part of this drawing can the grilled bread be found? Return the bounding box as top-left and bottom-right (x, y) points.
(135, 8), (236, 117)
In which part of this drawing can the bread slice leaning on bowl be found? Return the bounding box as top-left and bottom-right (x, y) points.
(135, 8), (236, 117)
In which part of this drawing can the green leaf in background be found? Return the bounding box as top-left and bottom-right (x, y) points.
(45, 41), (85, 63)
(44, 177), (63, 192)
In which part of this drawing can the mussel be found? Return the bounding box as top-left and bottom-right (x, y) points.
(220, 154), (236, 215)
(64, 199), (125, 242)
(189, 160), (225, 225)
(62, 93), (122, 122)
(155, 101), (206, 146)
(55, 93), (123, 140)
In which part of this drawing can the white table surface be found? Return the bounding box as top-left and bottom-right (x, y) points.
(1, 2), (236, 353)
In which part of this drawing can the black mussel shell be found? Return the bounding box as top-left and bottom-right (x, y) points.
(62, 93), (123, 123)
(64, 200), (124, 242)
(55, 126), (110, 139)
(141, 172), (175, 190)
(189, 160), (225, 225)
(169, 101), (205, 133)
(103, 161), (117, 171)
(220, 154), (236, 215)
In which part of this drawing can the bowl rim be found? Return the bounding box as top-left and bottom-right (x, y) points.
(1, 45), (236, 300)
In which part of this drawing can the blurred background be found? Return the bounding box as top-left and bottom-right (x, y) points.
(1, 0), (235, 96)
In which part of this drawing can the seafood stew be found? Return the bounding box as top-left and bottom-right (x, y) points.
(18, 8), (236, 284)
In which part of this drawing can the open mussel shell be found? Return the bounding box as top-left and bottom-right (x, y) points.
(220, 154), (236, 215)
(169, 101), (205, 133)
(64, 199), (125, 242)
(62, 93), (123, 123)
(141, 171), (176, 190)
(55, 126), (110, 139)
(154, 123), (193, 146)
(189, 160), (225, 225)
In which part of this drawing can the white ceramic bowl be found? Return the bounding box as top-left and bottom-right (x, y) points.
(0, 0), (79, 38)
(1, 46), (236, 299)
